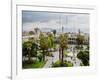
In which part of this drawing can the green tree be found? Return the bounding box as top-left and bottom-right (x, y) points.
(39, 33), (49, 61)
(59, 33), (68, 66)
(23, 41), (32, 63)
(31, 42), (39, 59)
(22, 42), (28, 62)
(76, 34), (85, 49)
(29, 37), (40, 61)
(77, 50), (89, 66)
(29, 31), (34, 35)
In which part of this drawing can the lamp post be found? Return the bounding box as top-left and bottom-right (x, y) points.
(52, 54), (54, 65)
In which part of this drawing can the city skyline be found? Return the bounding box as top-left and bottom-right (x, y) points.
(22, 11), (89, 33)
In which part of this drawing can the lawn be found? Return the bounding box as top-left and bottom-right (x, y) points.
(23, 60), (46, 69)
(52, 60), (73, 67)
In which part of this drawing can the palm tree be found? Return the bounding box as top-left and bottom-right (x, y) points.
(48, 33), (54, 51)
(39, 33), (49, 61)
(59, 33), (68, 66)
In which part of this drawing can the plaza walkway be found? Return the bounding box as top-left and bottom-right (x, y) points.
(43, 51), (59, 68)
(43, 45), (83, 68)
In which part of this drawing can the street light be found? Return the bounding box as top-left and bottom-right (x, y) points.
(51, 54), (54, 65)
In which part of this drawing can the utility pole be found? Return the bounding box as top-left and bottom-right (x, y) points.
(62, 26), (64, 33)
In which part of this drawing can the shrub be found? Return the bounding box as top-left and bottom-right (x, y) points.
(77, 50), (89, 66)
(52, 60), (73, 67)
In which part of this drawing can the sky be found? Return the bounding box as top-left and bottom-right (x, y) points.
(22, 11), (89, 33)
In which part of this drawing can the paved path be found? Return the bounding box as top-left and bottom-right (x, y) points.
(64, 46), (82, 66)
(43, 51), (59, 68)
(52, 51), (59, 63)
(43, 56), (52, 68)
(43, 45), (85, 68)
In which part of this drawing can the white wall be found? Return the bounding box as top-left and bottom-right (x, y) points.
(0, 0), (99, 80)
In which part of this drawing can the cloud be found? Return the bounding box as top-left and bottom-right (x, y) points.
(23, 19), (61, 31)
(22, 11), (60, 23)
(22, 11), (89, 33)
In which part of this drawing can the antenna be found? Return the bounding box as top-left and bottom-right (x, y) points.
(62, 26), (64, 33)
